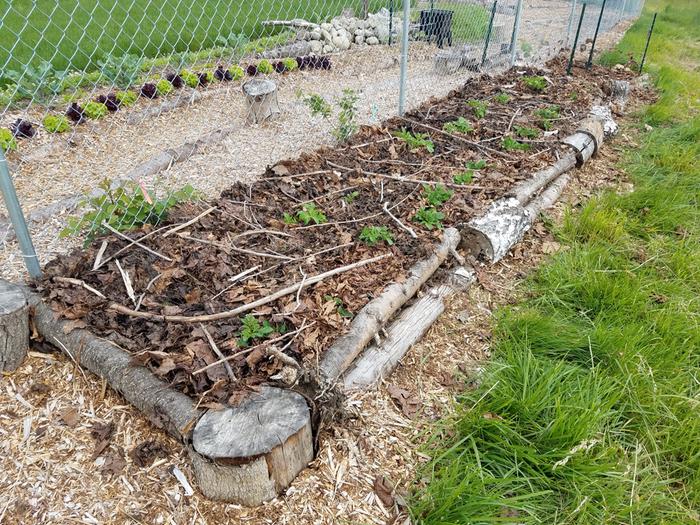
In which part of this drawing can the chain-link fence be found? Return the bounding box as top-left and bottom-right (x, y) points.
(1, 0), (645, 281)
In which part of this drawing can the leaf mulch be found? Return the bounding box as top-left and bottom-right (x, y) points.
(36, 55), (634, 406)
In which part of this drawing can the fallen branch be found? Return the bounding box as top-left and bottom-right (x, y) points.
(53, 277), (106, 299)
(107, 253), (392, 323)
(102, 223), (173, 262)
(383, 201), (417, 239)
(162, 206), (217, 237)
(200, 324), (237, 383)
(114, 260), (137, 306)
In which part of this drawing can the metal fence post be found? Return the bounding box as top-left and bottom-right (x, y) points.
(398, 0), (411, 116)
(481, 0), (499, 68)
(0, 150), (42, 279)
(586, 0), (608, 69)
(566, 0), (578, 46)
(639, 12), (657, 73)
(509, 0), (524, 66)
(567, 2), (587, 75)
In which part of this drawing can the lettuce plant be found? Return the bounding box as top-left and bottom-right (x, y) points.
(180, 70), (199, 88)
(230, 65), (244, 80)
(256, 60), (274, 74)
(83, 101), (108, 119)
(282, 57), (298, 72)
(140, 83), (158, 99)
(156, 79), (173, 96)
(0, 128), (17, 152)
(115, 91), (138, 107)
(43, 114), (71, 133)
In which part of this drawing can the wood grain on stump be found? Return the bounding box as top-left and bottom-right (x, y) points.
(243, 79), (281, 124)
(0, 279), (29, 372)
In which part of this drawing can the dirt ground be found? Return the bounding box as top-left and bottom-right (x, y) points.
(0, 17), (639, 525)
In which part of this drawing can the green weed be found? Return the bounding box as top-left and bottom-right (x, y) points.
(394, 129), (435, 153)
(442, 117), (474, 134)
(422, 184), (453, 207)
(359, 225), (395, 246)
(467, 99), (488, 119)
(413, 207), (445, 230)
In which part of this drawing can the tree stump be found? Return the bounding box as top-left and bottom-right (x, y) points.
(190, 386), (313, 505)
(243, 79), (281, 124)
(0, 279), (29, 372)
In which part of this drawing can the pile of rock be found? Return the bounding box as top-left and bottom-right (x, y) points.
(268, 8), (402, 55)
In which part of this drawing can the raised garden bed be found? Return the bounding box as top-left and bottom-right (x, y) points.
(17, 55), (633, 503)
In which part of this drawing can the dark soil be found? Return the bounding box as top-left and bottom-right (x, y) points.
(37, 56), (634, 406)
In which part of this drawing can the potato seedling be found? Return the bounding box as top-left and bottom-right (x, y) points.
(522, 75), (547, 92)
(303, 93), (332, 118)
(342, 190), (359, 204)
(297, 203), (327, 225)
(333, 89), (359, 143)
(515, 125), (539, 139)
(42, 114), (71, 133)
(283, 213), (298, 225)
(237, 314), (277, 347)
(467, 99), (488, 119)
(493, 92), (511, 104)
(423, 184), (453, 207)
(115, 90), (138, 107)
(453, 170), (474, 185)
(413, 207), (445, 230)
(256, 59), (274, 74)
(0, 128), (17, 152)
(466, 159), (487, 170)
(535, 105), (561, 130)
(394, 128), (435, 153)
(442, 117), (473, 134)
(83, 101), (108, 119)
(156, 79), (173, 96)
(502, 136), (531, 151)
(359, 225), (395, 246)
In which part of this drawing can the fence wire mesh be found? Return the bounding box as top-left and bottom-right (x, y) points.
(1, 0), (644, 281)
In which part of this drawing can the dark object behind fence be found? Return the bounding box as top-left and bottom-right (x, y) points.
(419, 9), (454, 48)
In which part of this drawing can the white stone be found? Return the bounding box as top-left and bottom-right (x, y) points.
(332, 35), (351, 50)
(321, 22), (332, 31)
(366, 36), (379, 45)
(354, 35), (364, 45)
(321, 29), (332, 42)
(322, 44), (334, 53)
(310, 31), (321, 40)
(309, 40), (323, 53)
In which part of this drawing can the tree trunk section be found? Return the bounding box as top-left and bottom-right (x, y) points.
(243, 79), (281, 124)
(0, 279), (29, 372)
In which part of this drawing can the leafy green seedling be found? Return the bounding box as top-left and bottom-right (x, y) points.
(303, 93), (332, 118)
(359, 225), (395, 246)
(467, 99), (488, 119)
(453, 170), (474, 185)
(323, 295), (353, 318)
(333, 89), (359, 142)
(230, 65), (245, 81)
(156, 79), (173, 96)
(256, 59), (274, 74)
(502, 136), (531, 151)
(0, 128), (17, 152)
(43, 114), (71, 134)
(535, 105), (560, 130)
(283, 212), (298, 225)
(115, 90), (138, 107)
(522, 75), (547, 92)
(413, 207), (445, 230)
(342, 190), (359, 204)
(466, 159), (487, 170)
(493, 92), (511, 104)
(83, 101), (108, 120)
(180, 70), (200, 88)
(515, 125), (539, 139)
(423, 184), (453, 207)
(237, 314), (274, 347)
(393, 128), (435, 153)
(442, 117), (474, 134)
(297, 203), (327, 225)
(282, 57), (298, 72)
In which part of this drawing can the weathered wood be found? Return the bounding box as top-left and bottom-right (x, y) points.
(509, 152), (577, 205)
(26, 290), (201, 439)
(0, 279), (29, 372)
(126, 89), (204, 124)
(262, 18), (318, 29)
(191, 386), (313, 505)
(343, 266), (475, 390)
(562, 130), (597, 166)
(576, 117), (605, 154)
(319, 228), (460, 383)
(590, 105), (619, 137)
(462, 198), (532, 262)
(243, 79), (281, 124)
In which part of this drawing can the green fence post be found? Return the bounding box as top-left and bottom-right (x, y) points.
(586, 0), (608, 69)
(639, 12), (657, 74)
(567, 2), (587, 75)
(481, 0), (499, 68)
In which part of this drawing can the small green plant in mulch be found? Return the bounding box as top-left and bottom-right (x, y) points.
(296, 203), (327, 225)
(359, 225), (395, 246)
(466, 159), (488, 170)
(423, 184), (453, 207)
(83, 101), (108, 120)
(515, 125), (539, 139)
(282, 212), (298, 225)
(323, 295), (353, 319)
(413, 207), (445, 230)
(342, 190), (360, 204)
(394, 128), (435, 153)
(442, 117), (474, 134)
(333, 89), (359, 142)
(256, 59), (274, 74)
(502, 136), (531, 151)
(0, 128), (17, 152)
(282, 57), (298, 72)
(303, 93), (332, 118)
(61, 179), (198, 243)
(115, 90), (138, 107)
(180, 70), (200, 88)
(42, 114), (71, 133)
(237, 314), (284, 347)
(520, 41), (533, 58)
(453, 170), (474, 185)
(467, 99), (489, 119)
(569, 90), (579, 101)
(156, 79), (173, 96)
(493, 92), (511, 104)
(522, 75), (547, 92)
(535, 105), (561, 130)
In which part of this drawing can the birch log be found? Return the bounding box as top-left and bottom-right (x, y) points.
(343, 266), (475, 390)
(0, 279), (29, 372)
(509, 152), (577, 205)
(319, 228), (460, 383)
(190, 386), (313, 505)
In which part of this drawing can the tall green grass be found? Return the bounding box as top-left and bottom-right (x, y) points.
(411, 0), (700, 522)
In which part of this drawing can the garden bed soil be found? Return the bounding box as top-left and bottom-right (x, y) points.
(36, 56), (635, 406)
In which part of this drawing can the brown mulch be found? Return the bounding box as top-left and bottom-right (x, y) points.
(35, 55), (635, 406)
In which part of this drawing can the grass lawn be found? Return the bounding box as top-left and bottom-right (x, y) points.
(0, 0), (391, 78)
(410, 0), (700, 522)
